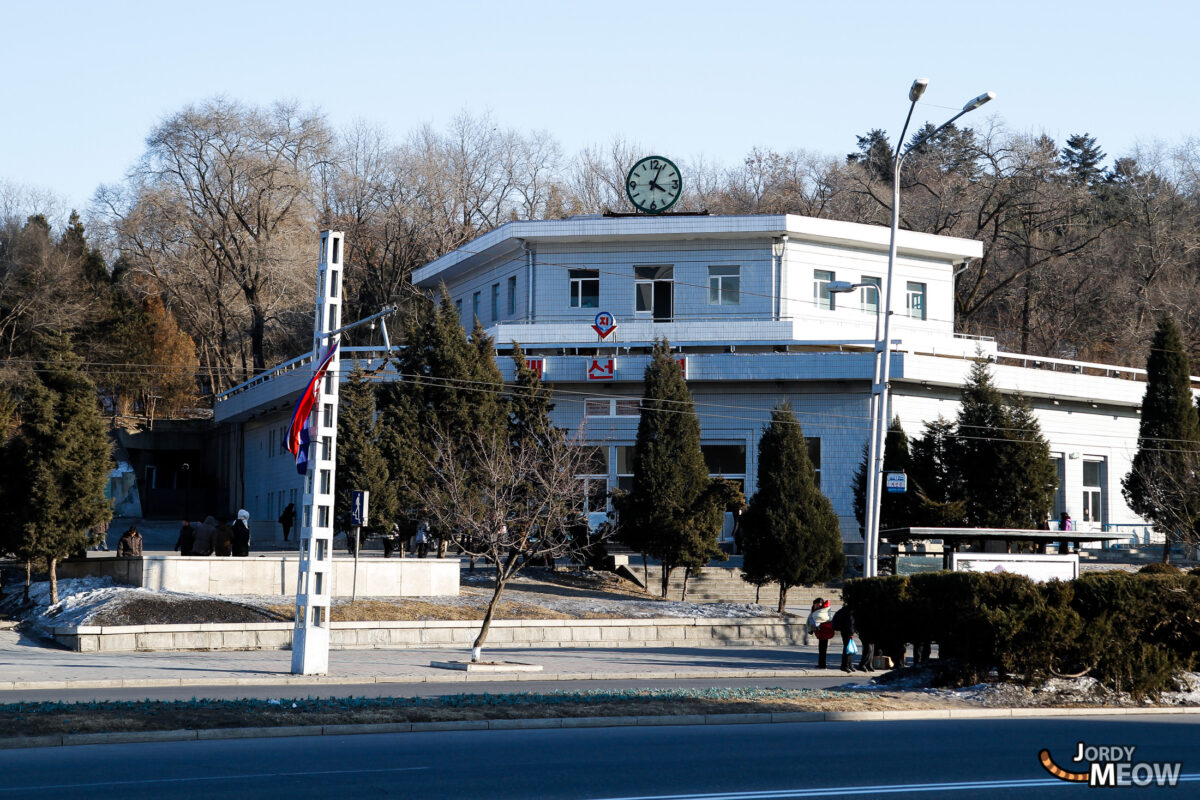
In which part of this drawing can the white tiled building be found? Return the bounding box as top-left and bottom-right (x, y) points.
(215, 214), (1155, 549)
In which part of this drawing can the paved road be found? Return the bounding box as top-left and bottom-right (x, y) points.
(0, 716), (1195, 799)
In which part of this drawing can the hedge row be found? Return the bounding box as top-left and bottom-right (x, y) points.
(842, 571), (1200, 698)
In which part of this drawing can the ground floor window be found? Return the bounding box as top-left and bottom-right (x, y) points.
(1082, 458), (1104, 525)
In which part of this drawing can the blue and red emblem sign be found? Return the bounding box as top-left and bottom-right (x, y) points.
(592, 311), (617, 339)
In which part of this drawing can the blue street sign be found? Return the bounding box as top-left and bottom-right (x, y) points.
(885, 472), (907, 494)
(350, 490), (370, 526)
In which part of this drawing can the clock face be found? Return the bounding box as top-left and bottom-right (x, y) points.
(626, 156), (682, 214)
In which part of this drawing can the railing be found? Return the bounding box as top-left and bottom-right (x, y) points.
(214, 347), (396, 404)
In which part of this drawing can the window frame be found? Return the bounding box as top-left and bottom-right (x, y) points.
(813, 269), (835, 310)
(507, 275), (517, 315)
(569, 269), (600, 309)
(860, 275), (880, 314)
(634, 265), (674, 321)
(707, 265), (741, 306)
(905, 281), (927, 320)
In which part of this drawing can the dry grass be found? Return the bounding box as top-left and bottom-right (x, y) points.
(0, 691), (973, 738)
(261, 598), (587, 623)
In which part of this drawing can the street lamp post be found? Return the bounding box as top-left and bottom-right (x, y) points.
(847, 80), (994, 578)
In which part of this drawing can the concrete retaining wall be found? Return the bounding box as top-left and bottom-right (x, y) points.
(56, 556), (459, 598)
(54, 617), (807, 653)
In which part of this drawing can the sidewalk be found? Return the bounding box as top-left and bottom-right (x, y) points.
(0, 628), (832, 691)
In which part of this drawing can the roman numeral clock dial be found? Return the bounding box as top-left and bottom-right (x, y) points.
(626, 155), (682, 214)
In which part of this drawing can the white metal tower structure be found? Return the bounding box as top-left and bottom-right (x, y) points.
(291, 230), (344, 675)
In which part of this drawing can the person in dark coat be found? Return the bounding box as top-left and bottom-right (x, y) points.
(278, 503), (296, 542)
(190, 516), (217, 556)
(116, 527), (143, 558)
(174, 521), (195, 555)
(214, 522), (234, 557)
(832, 603), (857, 673)
(231, 509), (251, 557)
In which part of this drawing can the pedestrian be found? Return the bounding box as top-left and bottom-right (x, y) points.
(232, 509), (251, 557)
(116, 526), (143, 558)
(807, 597), (834, 669)
(831, 602), (857, 673)
(214, 520), (234, 557)
(1058, 511), (1073, 554)
(174, 520), (195, 555)
(190, 516), (217, 556)
(415, 520), (430, 558)
(91, 518), (110, 551)
(382, 522), (401, 558)
(279, 502), (296, 542)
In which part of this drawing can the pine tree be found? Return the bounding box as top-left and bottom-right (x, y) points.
(953, 360), (1010, 527)
(616, 339), (724, 598)
(6, 335), (111, 604)
(908, 417), (967, 526)
(335, 364), (398, 542)
(1123, 314), (1200, 562)
(1060, 133), (1106, 186)
(743, 403), (843, 612)
(951, 360), (1056, 528)
(852, 416), (913, 536)
(508, 342), (555, 448)
(994, 396), (1058, 528)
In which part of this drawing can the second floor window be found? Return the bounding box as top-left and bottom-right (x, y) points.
(635, 265), (674, 321)
(472, 291), (481, 322)
(490, 283), (500, 321)
(860, 276), (880, 314)
(570, 269), (599, 308)
(507, 275), (517, 315)
(906, 281), (926, 320)
(708, 266), (740, 305)
(814, 270), (835, 310)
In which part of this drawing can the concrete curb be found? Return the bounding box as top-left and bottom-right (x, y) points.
(1, 705), (1196, 750)
(0, 668), (820, 692)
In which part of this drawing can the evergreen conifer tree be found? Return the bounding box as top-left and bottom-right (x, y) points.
(335, 364), (398, 543)
(907, 417), (967, 526)
(993, 396), (1058, 528)
(1060, 133), (1106, 186)
(617, 340), (723, 597)
(6, 335), (111, 603)
(507, 341), (555, 448)
(1123, 314), (1200, 562)
(852, 416), (913, 536)
(743, 403), (843, 612)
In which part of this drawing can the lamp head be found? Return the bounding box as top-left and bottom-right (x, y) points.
(826, 281), (859, 294)
(962, 91), (995, 112)
(908, 78), (929, 102)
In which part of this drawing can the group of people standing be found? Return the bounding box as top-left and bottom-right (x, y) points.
(174, 511), (252, 557)
(806, 598), (876, 673)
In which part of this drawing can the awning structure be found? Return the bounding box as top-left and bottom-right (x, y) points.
(881, 527), (1120, 571)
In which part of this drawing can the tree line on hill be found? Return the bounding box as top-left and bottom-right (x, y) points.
(4, 99), (1200, 405)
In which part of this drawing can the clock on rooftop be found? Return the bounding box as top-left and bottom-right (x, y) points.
(625, 156), (682, 214)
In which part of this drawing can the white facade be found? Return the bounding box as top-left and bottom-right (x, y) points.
(216, 214), (1163, 549)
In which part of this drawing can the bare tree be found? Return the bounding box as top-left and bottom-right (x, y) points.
(1123, 449), (1200, 563)
(101, 98), (329, 386)
(417, 425), (602, 660)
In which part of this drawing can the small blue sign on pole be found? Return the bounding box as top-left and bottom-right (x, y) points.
(350, 490), (370, 526)
(885, 472), (907, 494)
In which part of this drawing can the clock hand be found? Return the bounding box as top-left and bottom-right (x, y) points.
(649, 180), (665, 192)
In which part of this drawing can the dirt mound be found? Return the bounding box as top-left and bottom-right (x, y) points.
(90, 595), (290, 626)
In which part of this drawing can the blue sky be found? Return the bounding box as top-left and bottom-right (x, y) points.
(3, 0), (1197, 214)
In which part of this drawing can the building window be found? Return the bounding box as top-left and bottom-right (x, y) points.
(569, 269), (599, 308)
(507, 275), (517, 315)
(814, 270), (835, 310)
(906, 281), (926, 320)
(472, 292), (481, 322)
(708, 266), (740, 305)
(806, 437), (821, 488)
(491, 283), (500, 321)
(320, 469), (331, 495)
(268, 428), (275, 457)
(575, 446), (609, 513)
(455, 299), (462, 318)
(634, 265), (673, 321)
(323, 403), (333, 429)
(584, 398), (641, 417)
(701, 443), (746, 494)
(860, 276), (880, 314)
(1082, 459), (1104, 525)
(616, 445), (636, 493)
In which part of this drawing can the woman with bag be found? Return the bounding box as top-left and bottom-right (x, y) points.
(806, 598), (834, 669)
(831, 603), (857, 673)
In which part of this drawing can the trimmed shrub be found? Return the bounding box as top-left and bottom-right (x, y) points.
(1139, 563), (1183, 574)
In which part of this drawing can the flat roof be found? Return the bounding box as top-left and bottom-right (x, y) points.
(412, 213), (984, 286)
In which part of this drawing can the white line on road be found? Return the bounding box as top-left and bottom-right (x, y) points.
(0, 766), (431, 792)
(589, 773), (1200, 799)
